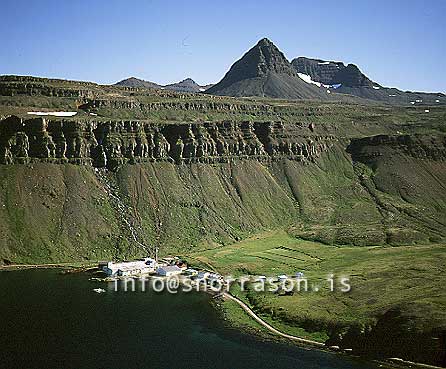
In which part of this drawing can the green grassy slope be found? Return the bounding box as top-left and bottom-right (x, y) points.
(1, 136), (444, 264)
(189, 230), (446, 327)
(187, 230), (446, 365)
(0, 164), (129, 263)
(0, 159), (302, 263)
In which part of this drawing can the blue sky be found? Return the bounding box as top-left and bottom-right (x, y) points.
(1, 0), (445, 92)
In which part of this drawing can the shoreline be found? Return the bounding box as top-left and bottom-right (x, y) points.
(1, 264), (444, 369)
(215, 293), (446, 369)
(0, 262), (97, 271)
(221, 291), (325, 347)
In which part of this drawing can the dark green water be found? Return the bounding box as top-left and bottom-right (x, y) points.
(0, 270), (379, 369)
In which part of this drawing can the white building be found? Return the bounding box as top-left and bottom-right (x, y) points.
(156, 265), (182, 277)
(102, 257), (157, 277)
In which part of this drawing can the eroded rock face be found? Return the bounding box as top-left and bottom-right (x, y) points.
(292, 57), (374, 88)
(348, 134), (446, 164)
(0, 116), (335, 168)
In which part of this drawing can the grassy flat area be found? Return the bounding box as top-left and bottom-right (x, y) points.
(187, 230), (446, 339)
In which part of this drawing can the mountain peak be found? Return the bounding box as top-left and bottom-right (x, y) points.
(256, 37), (273, 46)
(180, 78), (195, 83)
(206, 38), (298, 94)
(164, 78), (211, 93)
(206, 39), (327, 99)
(252, 38), (293, 74)
(171, 78), (198, 86)
(115, 77), (160, 89)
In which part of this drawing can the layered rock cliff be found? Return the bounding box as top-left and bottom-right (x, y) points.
(292, 57), (374, 88)
(0, 116), (334, 169)
(348, 134), (446, 163)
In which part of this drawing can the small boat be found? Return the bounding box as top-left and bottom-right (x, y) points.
(93, 288), (106, 293)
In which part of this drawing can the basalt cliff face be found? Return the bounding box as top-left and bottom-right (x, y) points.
(0, 116), (333, 168)
(348, 134), (446, 165)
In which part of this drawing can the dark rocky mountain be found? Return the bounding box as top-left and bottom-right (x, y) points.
(115, 77), (212, 93)
(292, 57), (374, 87)
(334, 63), (375, 88)
(206, 38), (328, 100)
(292, 57), (445, 105)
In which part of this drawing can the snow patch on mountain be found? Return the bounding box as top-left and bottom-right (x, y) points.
(298, 73), (343, 90)
(297, 73), (323, 87)
(27, 111), (77, 117)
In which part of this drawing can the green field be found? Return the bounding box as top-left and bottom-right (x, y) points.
(186, 231), (446, 351)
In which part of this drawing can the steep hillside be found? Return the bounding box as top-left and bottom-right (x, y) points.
(347, 134), (446, 243)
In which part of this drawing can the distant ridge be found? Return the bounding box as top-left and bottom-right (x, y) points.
(115, 77), (161, 89)
(292, 57), (445, 105)
(292, 57), (374, 88)
(115, 77), (212, 93)
(164, 78), (213, 93)
(115, 39), (445, 105)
